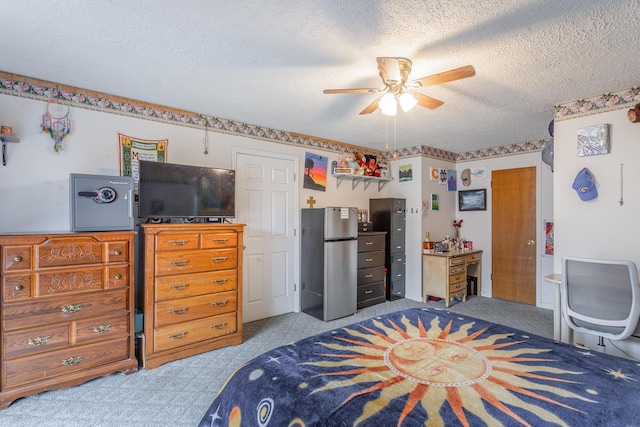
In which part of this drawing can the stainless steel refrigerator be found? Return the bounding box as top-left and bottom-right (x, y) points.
(301, 207), (358, 321)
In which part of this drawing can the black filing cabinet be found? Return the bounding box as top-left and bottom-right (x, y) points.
(370, 198), (406, 300)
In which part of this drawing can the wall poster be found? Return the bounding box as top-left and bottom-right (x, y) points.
(118, 133), (168, 201)
(544, 219), (554, 256)
(303, 151), (327, 191)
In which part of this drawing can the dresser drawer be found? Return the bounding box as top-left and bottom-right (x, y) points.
(357, 250), (385, 268)
(3, 289), (129, 330)
(357, 266), (384, 285)
(36, 237), (104, 268)
(357, 281), (385, 301)
(2, 274), (32, 300)
(3, 337), (130, 388)
(105, 240), (130, 263)
(155, 248), (237, 276)
(2, 245), (32, 272)
(357, 234), (385, 252)
(106, 265), (130, 289)
(74, 311), (130, 345)
(36, 267), (105, 296)
(3, 323), (70, 359)
(155, 269), (237, 301)
(153, 312), (237, 353)
(154, 290), (237, 327)
(389, 234), (405, 253)
(390, 216), (405, 234)
(155, 233), (200, 251)
(201, 232), (238, 249)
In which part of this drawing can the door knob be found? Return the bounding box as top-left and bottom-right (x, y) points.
(527, 240), (535, 246)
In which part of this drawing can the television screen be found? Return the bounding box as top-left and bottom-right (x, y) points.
(138, 161), (235, 218)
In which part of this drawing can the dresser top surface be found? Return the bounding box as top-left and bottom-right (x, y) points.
(423, 249), (482, 259)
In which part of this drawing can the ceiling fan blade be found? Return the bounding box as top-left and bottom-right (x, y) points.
(359, 96), (382, 115)
(409, 65), (476, 88)
(413, 92), (444, 110)
(323, 88), (380, 94)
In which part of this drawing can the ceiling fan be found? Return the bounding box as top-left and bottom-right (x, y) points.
(323, 57), (476, 116)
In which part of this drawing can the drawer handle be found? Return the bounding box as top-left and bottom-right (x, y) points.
(365, 242), (373, 245)
(211, 257), (228, 263)
(210, 278), (228, 285)
(62, 356), (83, 366)
(168, 331), (188, 339)
(169, 283), (189, 290)
(396, 274), (403, 277)
(169, 307), (189, 314)
(14, 285), (23, 291)
(14, 255), (22, 262)
(169, 240), (189, 246)
(211, 238), (229, 244)
(93, 324), (112, 334)
(211, 300), (228, 307)
(396, 246), (402, 249)
(169, 259), (189, 266)
(365, 274), (373, 278)
(114, 274), (122, 280)
(365, 258), (373, 262)
(61, 303), (82, 314)
(113, 250), (121, 256)
(28, 335), (51, 346)
(212, 322), (228, 329)
(364, 290), (373, 294)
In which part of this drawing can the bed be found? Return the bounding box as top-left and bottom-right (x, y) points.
(199, 307), (640, 426)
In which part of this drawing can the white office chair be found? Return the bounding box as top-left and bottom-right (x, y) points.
(561, 256), (640, 351)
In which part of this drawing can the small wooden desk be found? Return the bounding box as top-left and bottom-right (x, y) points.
(422, 250), (482, 307)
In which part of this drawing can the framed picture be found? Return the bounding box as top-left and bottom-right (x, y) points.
(544, 219), (554, 256)
(431, 193), (439, 211)
(577, 124), (610, 156)
(458, 189), (487, 211)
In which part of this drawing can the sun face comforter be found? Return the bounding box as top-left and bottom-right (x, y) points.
(199, 307), (640, 426)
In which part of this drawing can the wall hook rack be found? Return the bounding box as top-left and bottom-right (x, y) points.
(1, 134), (19, 166)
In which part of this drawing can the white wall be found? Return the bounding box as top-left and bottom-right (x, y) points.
(554, 106), (640, 358)
(0, 94), (379, 233)
(450, 153), (554, 308)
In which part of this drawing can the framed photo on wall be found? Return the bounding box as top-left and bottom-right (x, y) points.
(458, 189), (487, 211)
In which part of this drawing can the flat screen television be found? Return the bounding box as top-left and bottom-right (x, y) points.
(138, 160), (235, 219)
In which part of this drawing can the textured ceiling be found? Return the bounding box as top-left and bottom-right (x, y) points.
(1, 0), (639, 153)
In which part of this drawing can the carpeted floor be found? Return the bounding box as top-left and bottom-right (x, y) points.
(0, 296), (553, 427)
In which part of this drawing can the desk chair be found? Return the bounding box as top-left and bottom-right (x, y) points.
(561, 256), (640, 352)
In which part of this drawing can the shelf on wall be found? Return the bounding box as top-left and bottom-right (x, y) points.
(1, 134), (19, 166)
(331, 173), (392, 192)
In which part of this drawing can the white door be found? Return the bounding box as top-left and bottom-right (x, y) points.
(235, 151), (298, 323)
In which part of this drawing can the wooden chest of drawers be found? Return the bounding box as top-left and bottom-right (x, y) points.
(141, 224), (244, 369)
(0, 231), (138, 410)
(422, 250), (483, 308)
(357, 232), (386, 309)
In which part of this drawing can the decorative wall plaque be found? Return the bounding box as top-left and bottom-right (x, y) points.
(577, 124), (610, 156)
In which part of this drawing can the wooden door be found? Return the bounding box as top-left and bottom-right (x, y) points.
(491, 167), (537, 305)
(236, 152), (297, 322)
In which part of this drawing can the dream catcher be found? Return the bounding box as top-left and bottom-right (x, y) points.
(41, 100), (71, 152)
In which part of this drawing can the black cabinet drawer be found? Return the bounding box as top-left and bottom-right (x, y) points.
(391, 199), (406, 216)
(357, 250), (385, 268)
(390, 260), (405, 282)
(391, 216), (405, 234)
(358, 235), (385, 252)
(357, 281), (385, 302)
(357, 266), (385, 285)
(388, 280), (405, 299)
(389, 235), (405, 254)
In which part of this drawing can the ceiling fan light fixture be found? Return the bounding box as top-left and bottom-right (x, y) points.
(399, 92), (417, 112)
(379, 92), (397, 116)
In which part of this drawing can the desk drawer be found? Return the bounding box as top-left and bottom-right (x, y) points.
(450, 257), (466, 267)
(466, 253), (481, 263)
(450, 280), (466, 293)
(450, 271), (466, 284)
(450, 265), (466, 275)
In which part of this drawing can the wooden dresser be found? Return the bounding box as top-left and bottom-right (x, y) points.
(141, 223), (244, 369)
(0, 231), (138, 410)
(422, 250), (482, 308)
(357, 232), (386, 309)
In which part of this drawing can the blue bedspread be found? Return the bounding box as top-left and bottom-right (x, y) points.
(199, 307), (640, 426)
